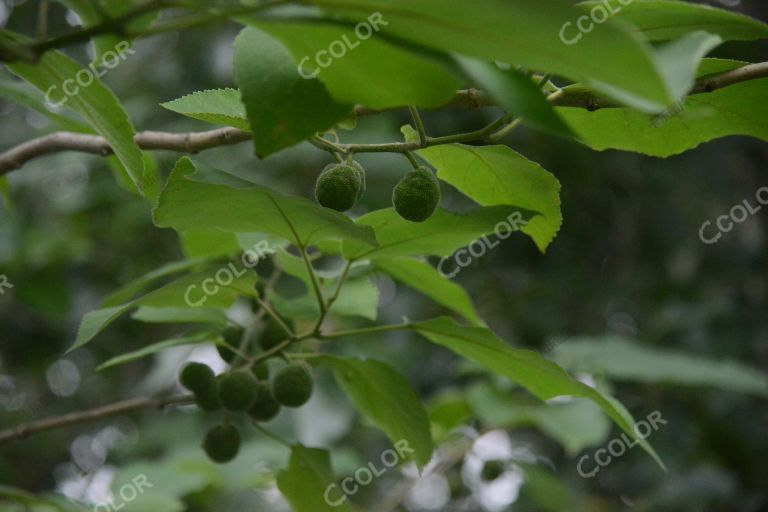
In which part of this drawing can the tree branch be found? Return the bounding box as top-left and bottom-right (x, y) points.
(0, 394), (195, 446)
(1, 62), (766, 175)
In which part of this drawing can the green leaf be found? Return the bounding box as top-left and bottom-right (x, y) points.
(343, 206), (535, 260)
(160, 88), (250, 131)
(270, 277), (379, 321)
(97, 331), (213, 371)
(102, 258), (211, 307)
(307, 0), (678, 112)
(412, 142), (562, 252)
(456, 57), (574, 138)
(252, 20), (463, 109)
(70, 266), (255, 351)
(233, 26), (351, 157)
(153, 157), (377, 248)
(1, 32), (147, 194)
(558, 59), (768, 157)
(0, 75), (90, 132)
(374, 257), (482, 325)
(653, 31), (722, 101)
(277, 446), (352, 512)
(411, 317), (665, 468)
(318, 356), (434, 469)
(577, 0), (768, 42)
(552, 336), (768, 397)
(131, 306), (229, 326)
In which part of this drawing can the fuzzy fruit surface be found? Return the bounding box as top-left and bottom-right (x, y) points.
(272, 363), (314, 407)
(315, 162), (363, 212)
(203, 424), (241, 463)
(392, 166), (440, 222)
(180, 362), (215, 392)
(218, 371), (258, 412)
(248, 382), (281, 421)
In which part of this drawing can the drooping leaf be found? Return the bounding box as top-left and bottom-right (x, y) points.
(558, 59), (768, 157)
(0, 75), (90, 132)
(1, 32), (147, 194)
(270, 277), (379, 321)
(70, 266), (255, 351)
(577, 0), (768, 42)
(318, 356), (434, 469)
(410, 141), (562, 252)
(233, 26), (351, 157)
(160, 89), (249, 131)
(277, 446), (352, 512)
(252, 20), (463, 109)
(153, 158), (377, 248)
(374, 257), (482, 325)
(343, 206), (535, 261)
(552, 336), (768, 397)
(306, 0), (679, 112)
(411, 317), (664, 468)
(653, 31), (722, 101)
(101, 258), (211, 307)
(97, 331), (214, 371)
(131, 306), (229, 326)
(456, 57), (574, 138)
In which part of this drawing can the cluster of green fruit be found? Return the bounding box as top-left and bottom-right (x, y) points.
(315, 160), (441, 223)
(178, 322), (314, 463)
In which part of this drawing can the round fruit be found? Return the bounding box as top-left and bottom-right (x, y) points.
(480, 460), (506, 481)
(349, 160), (366, 202)
(252, 361), (270, 380)
(203, 424), (241, 463)
(218, 371), (258, 412)
(258, 319), (292, 351)
(218, 325), (244, 363)
(272, 363), (314, 407)
(248, 382), (281, 421)
(315, 162), (363, 212)
(179, 362), (215, 392)
(392, 166), (441, 222)
(194, 386), (221, 412)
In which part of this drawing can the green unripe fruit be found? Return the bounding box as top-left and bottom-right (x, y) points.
(349, 160), (367, 202)
(203, 424), (241, 463)
(252, 361), (270, 380)
(480, 460), (506, 481)
(194, 386), (221, 412)
(248, 382), (281, 421)
(272, 363), (314, 407)
(180, 362), (215, 392)
(258, 319), (293, 352)
(315, 162), (363, 212)
(392, 166), (440, 222)
(218, 325), (244, 363)
(217, 371), (258, 412)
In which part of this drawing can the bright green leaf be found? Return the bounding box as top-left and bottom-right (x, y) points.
(160, 89), (250, 131)
(277, 445), (352, 512)
(253, 20), (463, 109)
(318, 356), (434, 469)
(233, 26), (351, 157)
(413, 143), (562, 252)
(411, 317), (665, 468)
(97, 331), (214, 371)
(374, 257), (482, 325)
(153, 158), (377, 248)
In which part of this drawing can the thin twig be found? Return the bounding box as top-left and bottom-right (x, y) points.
(408, 106), (428, 147)
(0, 394), (195, 446)
(2, 62), (767, 174)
